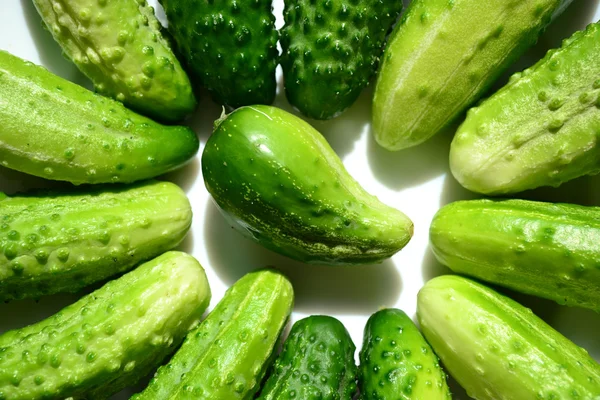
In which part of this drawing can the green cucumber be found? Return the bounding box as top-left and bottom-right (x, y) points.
(0, 180), (192, 302)
(0, 50), (198, 185)
(258, 315), (357, 400)
(373, 0), (572, 151)
(133, 269), (294, 399)
(32, 0), (196, 122)
(417, 275), (600, 399)
(358, 308), (450, 400)
(451, 21), (600, 195)
(430, 199), (600, 312)
(0, 251), (211, 400)
(201, 105), (413, 265)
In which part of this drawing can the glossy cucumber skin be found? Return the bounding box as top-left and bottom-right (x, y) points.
(417, 275), (600, 400)
(451, 22), (600, 195)
(32, 0), (196, 122)
(133, 269), (294, 399)
(0, 251), (211, 400)
(0, 180), (192, 302)
(373, 0), (572, 151)
(358, 309), (450, 400)
(258, 315), (357, 400)
(202, 105), (413, 265)
(0, 50), (199, 185)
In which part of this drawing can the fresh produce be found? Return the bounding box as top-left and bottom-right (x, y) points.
(280, 0), (402, 119)
(417, 275), (600, 399)
(373, 0), (572, 151)
(202, 105), (413, 265)
(0, 251), (211, 400)
(0, 180), (192, 302)
(159, 0), (278, 107)
(32, 0), (196, 122)
(451, 21), (600, 195)
(0, 50), (199, 185)
(258, 315), (357, 400)
(133, 269), (294, 399)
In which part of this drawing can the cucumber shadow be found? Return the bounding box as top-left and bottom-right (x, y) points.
(158, 156), (201, 194)
(0, 166), (69, 194)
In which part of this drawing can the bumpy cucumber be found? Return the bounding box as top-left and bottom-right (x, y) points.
(133, 269), (294, 399)
(202, 105), (413, 265)
(358, 308), (450, 400)
(0, 180), (192, 302)
(430, 199), (600, 312)
(0, 251), (211, 400)
(258, 315), (357, 400)
(417, 275), (600, 399)
(32, 0), (196, 122)
(451, 21), (600, 195)
(373, 0), (572, 151)
(0, 50), (198, 185)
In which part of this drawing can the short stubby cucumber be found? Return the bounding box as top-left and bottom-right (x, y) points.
(430, 199), (600, 312)
(358, 308), (451, 400)
(32, 0), (196, 122)
(451, 21), (600, 195)
(133, 269), (294, 399)
(0, 50), (199, 185)
(417, 275), (600, 400)
(280, 0), (402, 119)
(0, 251), (211, 400)
(258, 315), (357, 400)
(373, 0), (572, 151)
(202, 105), (413, 265)
(0, 180), (192, 302)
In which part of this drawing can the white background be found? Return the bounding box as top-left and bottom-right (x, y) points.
(1, 1), (600, 398)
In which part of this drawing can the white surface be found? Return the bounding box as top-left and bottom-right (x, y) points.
(1, 1), (600, 398)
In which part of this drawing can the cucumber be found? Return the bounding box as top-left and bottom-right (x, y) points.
(201, 105), (413, 265)
(0, 251), (211, 400)
(258, 315), (357, 400)
(417, 275), (600, 399)
(451, 21), (600, 195)
(0, 50), (198, 185)
(373, 0), (572, 151)
(0, 180), (192, 302)
(32, 0), (196, 122)
(358, 308), (450, 400)
(430, 199), (600, 312)
(133, 269), (294, 399)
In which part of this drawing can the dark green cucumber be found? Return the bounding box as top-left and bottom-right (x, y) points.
(258, 315), (357, 400)
(0, 251), (211, 400)
(133, 269), (294, 399)
(0, 50), (198, 185)
(0, 180), (192, 302)
(32, 0), (196, 122)
(358, 309), (450, 400)
(430, 199), (600, 312)
(417, 275), (600, 399)
(202, 105), (413, 265)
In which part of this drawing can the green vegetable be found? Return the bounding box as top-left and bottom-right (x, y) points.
(0, 251), (211, 400)
(202, 105), (413, 265)
(0, 50), (198, 185)
(0, 180), (192, 302)
(358, 308), (450, 400)
(451, 21), (600, 195)
(373, 0), (572, 151)
(133, 269), (294, 399)
(258, 315), (357, 400)
(280, 0), (402, 119)
(417, 275), (600, 400)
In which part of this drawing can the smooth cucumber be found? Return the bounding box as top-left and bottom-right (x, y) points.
(0, 251), (211, 400)
(202, 105), (413, 265)
(0, 50), (198, 185)
(0, 180), (192, 302)
(417, 275), (600, 399)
